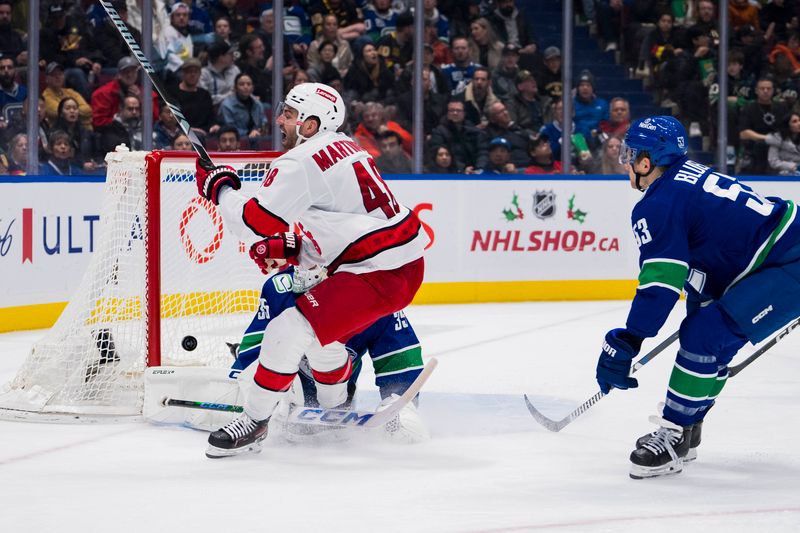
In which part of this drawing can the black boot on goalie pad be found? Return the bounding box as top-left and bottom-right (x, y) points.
(206, 413), (269, 458)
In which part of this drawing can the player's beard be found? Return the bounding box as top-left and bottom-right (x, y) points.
(281, 125), (297, 149)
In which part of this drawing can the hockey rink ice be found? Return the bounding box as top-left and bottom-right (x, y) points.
(2, 301), (799, 532)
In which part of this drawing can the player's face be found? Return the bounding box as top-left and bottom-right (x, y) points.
(276, 104), (300, 149)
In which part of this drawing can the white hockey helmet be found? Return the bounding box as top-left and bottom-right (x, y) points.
(282, 83), (345, 144)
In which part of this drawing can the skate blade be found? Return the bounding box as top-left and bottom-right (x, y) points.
(684, 448), (698, 463)
(629, 460), (683, 479)
(205, 437), (266, 459)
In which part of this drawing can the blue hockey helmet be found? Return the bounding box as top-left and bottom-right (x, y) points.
(619, 116), (687, 167)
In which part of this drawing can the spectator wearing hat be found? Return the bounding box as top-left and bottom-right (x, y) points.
(573, 69), (608, 143)
(598, 97), (630, 137)
(156, 2), (194, 82)
(429, 99), (488, 173)
(442, 36), (482, 95)
(91, 56), (160, 129)
(39, 2), (102, 100)
(375, 130), (413, 174)
(363, 0), (397, 44)
(485, 100), (534, 167)
(308, 13), (354, 76)
(94, 1), (142, 70)
(524, 134), (562, 174)
(486, 0), (536, 55)
(216, 124), (240, 152)
(200, 40), (240, 107)
(493, 43), (522, 102)
(482, 136), (517, 174)
(468, 17), (504, 71)
(42, 62), (93, 132)
(309, 0), (365, 42)
(537, 46), (562, 99)
(506, 70), (544, 132)
(173, 57), (217, 137)
(377, 10), (415, 74)
(218, 72), (265, 142)
(0, 0), (26, 66)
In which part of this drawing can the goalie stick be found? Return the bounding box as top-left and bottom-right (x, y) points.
(524, 331), (680, 432)
(98, 0), (213, 167)
(163, 357), (438, 429)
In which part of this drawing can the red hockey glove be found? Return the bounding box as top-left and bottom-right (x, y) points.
(249, 233), (302, 275)
(195, 159), (241, 205)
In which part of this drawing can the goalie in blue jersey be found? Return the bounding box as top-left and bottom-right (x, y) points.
(595, 115), (800, 479)
(230, 265), (429, 443)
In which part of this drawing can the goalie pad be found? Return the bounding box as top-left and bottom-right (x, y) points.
(143, 365), (304, 431)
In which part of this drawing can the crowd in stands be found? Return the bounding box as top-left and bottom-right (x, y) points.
(1, 0), (800, 176)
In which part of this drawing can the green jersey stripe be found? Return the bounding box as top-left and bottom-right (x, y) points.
(371, 343), (422, 362)
(372, 347), (423, 375)
(376, 364), (426, 378)
(239, 333), (264, 352)
(638, 260), (689, 291)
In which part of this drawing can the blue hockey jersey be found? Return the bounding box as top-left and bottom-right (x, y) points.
(626, 156), (799, 338)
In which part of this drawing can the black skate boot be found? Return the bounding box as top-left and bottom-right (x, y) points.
(206, 413), (269, 458)
(630, 416), (693, 479)
(636, 418), (703, 462)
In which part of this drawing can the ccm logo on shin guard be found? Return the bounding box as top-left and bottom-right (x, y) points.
(752, 305), (774, 324)
(601, 341), (617, 357)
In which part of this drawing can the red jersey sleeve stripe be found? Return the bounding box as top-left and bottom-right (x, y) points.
(328, 212), (422, 273)
(242, 198), (290, 237)
(254, 364), (296, 392)
(311, 357), (353, 385)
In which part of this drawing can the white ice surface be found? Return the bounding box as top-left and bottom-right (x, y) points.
(1, 301), (799, 533)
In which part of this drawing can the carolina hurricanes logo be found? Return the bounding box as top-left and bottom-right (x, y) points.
(255, 242), (268, 255)
(315, 87), (337, 103)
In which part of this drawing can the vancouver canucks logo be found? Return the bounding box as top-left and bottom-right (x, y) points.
(533, 190), (556, 220)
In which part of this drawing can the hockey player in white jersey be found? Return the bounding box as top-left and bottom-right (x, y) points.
(195, 82), (428, 458)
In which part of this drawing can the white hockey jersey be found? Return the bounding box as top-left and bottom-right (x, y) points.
(218, 131), (428, 275)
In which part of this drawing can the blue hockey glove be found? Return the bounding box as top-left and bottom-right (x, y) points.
(596, 328), (643, 394)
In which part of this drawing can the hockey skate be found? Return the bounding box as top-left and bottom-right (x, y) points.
(635, 418), (703, 462)
(629, 415), (693, 479)
(206, 413), (269, 458)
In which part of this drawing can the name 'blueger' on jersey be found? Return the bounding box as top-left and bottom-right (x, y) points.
(594, 115), (800, 480)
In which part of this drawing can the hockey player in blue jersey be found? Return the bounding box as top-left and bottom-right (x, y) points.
(595, 115), (800, 479)
(231, 265), (428, 443)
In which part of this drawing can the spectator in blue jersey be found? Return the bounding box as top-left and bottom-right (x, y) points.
(573, 70), (609, 147)
(442, 36), (481, 95)
(231, 266), (428, 443)
(429, 99), (489, 173)
(597, 115), (800, 479)
(363, 0), (397, 43)
(307, 13), (354, 77)
(39, 130), (82, 176)
(539, 97), (579, 165)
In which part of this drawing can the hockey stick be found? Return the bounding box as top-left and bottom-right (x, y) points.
(98, 0), (213, 167)
(524, 330), (680, 432)
(728, 316), (800, 377)
(163, 357), (438, 428)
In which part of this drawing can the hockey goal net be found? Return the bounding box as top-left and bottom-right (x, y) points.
(0, 149), (279, 420)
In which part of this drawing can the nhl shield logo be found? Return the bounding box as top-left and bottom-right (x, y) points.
(533, 190), (556, 220)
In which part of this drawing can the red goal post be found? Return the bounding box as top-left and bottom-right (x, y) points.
(0, 149), (281, 420)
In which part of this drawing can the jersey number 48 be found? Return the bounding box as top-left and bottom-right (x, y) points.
(354, 159), (400, 218)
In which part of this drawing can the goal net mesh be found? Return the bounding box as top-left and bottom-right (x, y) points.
(0, 150), (275, 418)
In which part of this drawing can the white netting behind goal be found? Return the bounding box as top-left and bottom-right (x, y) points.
(0, 149), (277, 419)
